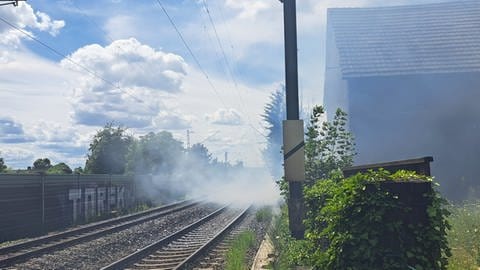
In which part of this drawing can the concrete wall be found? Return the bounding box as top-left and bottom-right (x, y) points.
(0, 174), (135, 241)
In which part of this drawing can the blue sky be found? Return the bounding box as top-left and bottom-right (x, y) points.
(0, 0), (452, 169)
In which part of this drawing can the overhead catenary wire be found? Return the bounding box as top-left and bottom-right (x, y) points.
(72, 2), (255, 141)
(154, 0), (228, 109)
(70, 0), (269, 142)
(68, 1), (250, 146)
(200, 1), (268, 139)
(154, 0), (268, 140)
(77, 2), (267, 138)
(200, 0), (247, 114)
(70, 1), (115, 44)
(69, 1), (266, 145)
(0, 15), (149, 107)
(2, 3), (269, 143)
(66, 1), (172, 110)
(201, 0), (238, 89)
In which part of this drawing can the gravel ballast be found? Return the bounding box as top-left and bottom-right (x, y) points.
(10, 203), (220, 270)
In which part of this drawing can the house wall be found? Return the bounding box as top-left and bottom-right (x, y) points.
(324, 19), (349, 120)
(348, 72), (480, 200)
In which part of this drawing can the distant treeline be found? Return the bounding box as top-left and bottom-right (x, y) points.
(0, 123), (243, 176)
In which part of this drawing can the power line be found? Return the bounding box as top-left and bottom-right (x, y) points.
(200, 0), (267, 139)
(66, 1), (164, 109)
(30, 1), (267, 141)
(197, 3), (222, 68)
(201, 0), (238, 89)
(0, 15), (148, 106)
(69, 1), (252, 145)
(70, 1), (254, 141)
(154, 0), (268, 140)
(156, 0), (267, 138)
(70, 1), (115, 44)
(154, 0), (227, 108)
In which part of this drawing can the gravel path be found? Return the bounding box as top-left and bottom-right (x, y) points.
(9, 203), (220, 270)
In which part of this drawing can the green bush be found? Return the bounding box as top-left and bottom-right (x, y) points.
(303, 169), (451, 270)
(269, 205), (309, 269)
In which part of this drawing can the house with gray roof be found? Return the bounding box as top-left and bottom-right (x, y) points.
(324, 0), (480, 199)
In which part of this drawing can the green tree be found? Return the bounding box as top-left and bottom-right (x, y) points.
(305, 106), (355, 183)
(261, 87), (286, 180)
(85, 123), (133, 174)
(126, 131), (183, 174)
(33, 158), (52, 170)
(272, 106), (357, 268)
(277, 106), (356, 196)
(47, 162), (73, 174)
(73, 167), (84, 174)
(0, 157), (7, 173)
(188, 143), (212, 166)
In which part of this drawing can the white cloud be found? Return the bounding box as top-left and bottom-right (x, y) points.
(0, 2), (65, 45)
(205, 108), (243, 126)
(62, 38), (187, 92)
(61, 38), (188, 128)
(28, 121), (80, 143)
(0, 116), (34, 143)
(0, 147), (35, 168)
(34, 11), (65, 36)
(70, 87), (161, 128)
(0, 50), (77, 123)
(103, 15), (136, 40)
(225, 0), (274, 19)
(153, 111), (192, 130)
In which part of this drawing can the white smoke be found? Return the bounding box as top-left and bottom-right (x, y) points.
(133, 149), (281, 207)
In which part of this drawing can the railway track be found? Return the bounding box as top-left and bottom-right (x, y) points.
(191, 213), (256, 269)
(102, 205), (250, 270)
(0, 200), (199, 268)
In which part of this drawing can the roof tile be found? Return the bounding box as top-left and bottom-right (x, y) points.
(328, 0), (480, 78)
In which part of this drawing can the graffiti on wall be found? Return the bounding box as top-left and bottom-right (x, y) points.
(68, 186), (126, 222)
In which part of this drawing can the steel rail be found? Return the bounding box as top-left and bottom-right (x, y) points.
(173, 206), (250, 270)
(101, 205), (249, 270)
(0, 199), (200, 267)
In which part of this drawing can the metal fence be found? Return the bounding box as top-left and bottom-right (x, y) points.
(0, 174), (136, 242)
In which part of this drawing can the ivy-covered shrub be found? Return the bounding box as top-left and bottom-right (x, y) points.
(304, 169), (451, 270)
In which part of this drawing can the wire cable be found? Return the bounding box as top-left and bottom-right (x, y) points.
(66, 1), (168, 109)
(0, 15), (148, 106)
(154, 0), (228, 109)
(2, 3), (268, 141)
(154, 0), (268, 140)
(200, 1), (268, 139)
(202, 0), (238, 89)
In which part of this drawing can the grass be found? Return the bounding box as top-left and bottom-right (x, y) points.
(225, 231), (256, 270)
(268, 205), (307, 269)
(447, 202), (480, 270)
(256, 206), (273, 223)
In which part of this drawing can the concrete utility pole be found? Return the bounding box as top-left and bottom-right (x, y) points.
(281, 0), (306, 239)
